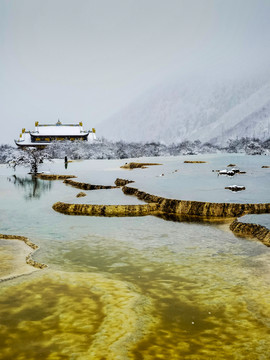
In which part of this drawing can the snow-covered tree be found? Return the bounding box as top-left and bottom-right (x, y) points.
(7, 148), (52, 174)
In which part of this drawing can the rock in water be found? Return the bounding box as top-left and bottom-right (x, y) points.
(76, 192), (87, 198)
(225, 185), (246, 192)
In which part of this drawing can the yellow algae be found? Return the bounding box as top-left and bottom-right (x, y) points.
(230, 219), (270, 246)
(184, 160), (207, 163)
(0, 233), (38, 250)
(47, 238), (270, 360)
(1, 243), (270, 359)
(127, 251), (270, 359)
(76, 191), (86, 198)
(120, 162), (162, 169)
(66, 242), (268, 360)
(122, 186), (270, 218)
(35, 174), (76, 180)
(114, 178), (134, 186)
(0, 270), (154, 360)
(52, 202), (160, 217)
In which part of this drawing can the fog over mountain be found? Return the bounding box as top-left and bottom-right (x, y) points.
(98, 72), (270, 145)
(1, 0), (270, 145)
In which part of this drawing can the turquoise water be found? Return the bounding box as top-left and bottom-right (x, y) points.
(0, 154), (270, 359)
(241, 214), (270, 228)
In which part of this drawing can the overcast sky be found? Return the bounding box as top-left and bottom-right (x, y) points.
(1, 0), (270, 144)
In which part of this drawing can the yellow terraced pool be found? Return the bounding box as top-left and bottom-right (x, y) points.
(0, 154), (270, 359)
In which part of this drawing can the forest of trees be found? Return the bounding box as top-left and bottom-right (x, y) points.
(0, 137), (269, 166)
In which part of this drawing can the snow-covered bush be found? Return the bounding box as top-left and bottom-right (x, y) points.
(0, 145), (18, 164)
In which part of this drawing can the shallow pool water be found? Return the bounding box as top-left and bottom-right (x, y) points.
(0, 154), (270, 359)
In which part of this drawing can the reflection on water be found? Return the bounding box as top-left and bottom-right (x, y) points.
(7, 175), (52, 200)
(0, 155), (270, 359)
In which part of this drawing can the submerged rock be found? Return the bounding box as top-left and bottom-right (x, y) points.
(64, 179), (118, 190)
(52, 202), (159, 216)
(76, 192), (87, 198)
(120, 162), (162, 169)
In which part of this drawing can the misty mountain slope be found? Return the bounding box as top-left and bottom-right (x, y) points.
(203, 83), (270, 143)
(98, 76), (270, 144)
(211, 99), (270, 143)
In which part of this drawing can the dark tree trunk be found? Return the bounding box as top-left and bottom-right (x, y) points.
(31, 160), (38, 174)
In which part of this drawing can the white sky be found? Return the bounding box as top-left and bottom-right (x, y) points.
(1, 0), (270, 144)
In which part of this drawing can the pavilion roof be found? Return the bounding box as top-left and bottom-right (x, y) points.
(31, 124), (88, 136)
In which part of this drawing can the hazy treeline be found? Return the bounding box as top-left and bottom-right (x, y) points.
(0, 137), (269, 164)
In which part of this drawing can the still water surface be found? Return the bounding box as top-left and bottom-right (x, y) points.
(0, 154), (270, 359)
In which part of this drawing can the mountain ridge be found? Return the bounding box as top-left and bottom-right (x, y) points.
(98, 75), (270, 144)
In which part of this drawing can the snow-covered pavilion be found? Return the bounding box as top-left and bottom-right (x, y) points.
(15, 120), (96, 147)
